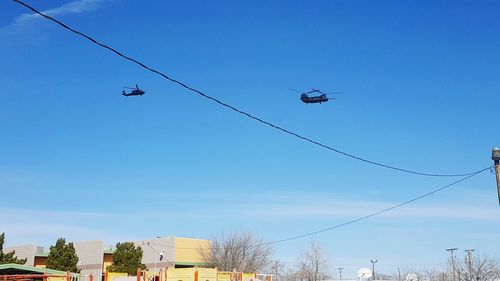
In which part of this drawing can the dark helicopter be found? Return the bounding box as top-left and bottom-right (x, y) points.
(122, 85), (145, 96)
(291, 88), (340, 104)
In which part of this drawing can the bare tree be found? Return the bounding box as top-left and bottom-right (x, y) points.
(421, 268), (440, 281)
(376, 273), (394, 280)
(268, 260), (287, 281)
(199, 231), (273, 273)
(394, 266), (420, 281)
(281, 266), (302, 281)
(296, 240), (329, 281)
(392, 252), (499, 281)
(455, 253), (499, 281)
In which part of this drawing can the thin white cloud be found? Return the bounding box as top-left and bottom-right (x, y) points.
(2, 190), (497, 247)
(3, 222), (106, 241)
(0, 208), (128, 246)
(255, 201), (500, 220)
(0, 206), (224, 246)
(10, 0), (106, 27)
(246, 192), (500, 221)
(0, 207), (215, 224)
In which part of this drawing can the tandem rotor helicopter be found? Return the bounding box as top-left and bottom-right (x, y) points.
(122, 85), (145, 97)
(290, 88), (341, 104)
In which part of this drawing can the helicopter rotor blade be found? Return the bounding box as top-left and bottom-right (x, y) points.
(324, 91), (343, 95)
(305, 89), (320, 94)
(289, 88), (303, 94)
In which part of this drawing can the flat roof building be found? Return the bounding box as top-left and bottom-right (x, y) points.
(5, 236), (210, 281)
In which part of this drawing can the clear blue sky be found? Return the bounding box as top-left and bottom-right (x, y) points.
(1, 0), (499, 278)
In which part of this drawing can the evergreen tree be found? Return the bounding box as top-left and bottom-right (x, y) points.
(0, 233), (27, 264)
(107, 242), (146, 275)
(46, 238), (79, 272)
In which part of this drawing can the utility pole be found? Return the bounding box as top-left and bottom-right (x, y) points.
(275, 261), (279, 281)
(338, 268), (344, 281)
(370, 260), (377, 280)
(446, 248), (458, 281)
(492, 147), (500, 206)
(465, 249), (475, 281)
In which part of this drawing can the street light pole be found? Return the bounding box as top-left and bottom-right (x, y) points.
(370, 260), (377, 280)
(154, 237), (160, 277)
(338, 268), (344, 281)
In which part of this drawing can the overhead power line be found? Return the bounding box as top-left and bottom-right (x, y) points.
(259, 166), (490, 245)
(13, 0), (485, 178)
(136, 167), (491, 250)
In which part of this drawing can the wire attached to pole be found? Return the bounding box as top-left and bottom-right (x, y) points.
(137, 167), (491, 249)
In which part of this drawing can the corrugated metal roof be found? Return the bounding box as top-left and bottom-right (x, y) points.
(0, 263), (80, 276)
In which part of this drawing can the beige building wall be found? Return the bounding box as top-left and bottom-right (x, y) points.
(5, 236), (211, 274)
(4, 244), (36, 266)
(135, 237), (175, 271)
(74, 240), (104, 281)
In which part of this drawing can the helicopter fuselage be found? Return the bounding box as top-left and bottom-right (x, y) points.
(300, 93), (328, 104)
(122, 87), (145, 96)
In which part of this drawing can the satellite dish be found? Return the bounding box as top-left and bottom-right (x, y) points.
(405, 273), (418, 281)
(358, 268), (373, 279)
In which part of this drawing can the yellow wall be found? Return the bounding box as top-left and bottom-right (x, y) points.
(103, 253), (113, 272)
(174, 238), (210, 264)
(242, 273), (256, 281)
(165, 268), (216, 281)
(217, 271), (255, 281)
(107, 272), (129, 281)
(166, 268), (195, 281)
(197, 268), (217, 281)
(217, 272), (231, 281)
